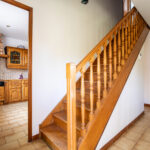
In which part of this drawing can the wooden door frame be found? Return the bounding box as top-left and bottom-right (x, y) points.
(2, 0), (33, 142)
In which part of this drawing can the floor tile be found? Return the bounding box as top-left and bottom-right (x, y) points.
(134, 140), (150, 150)
(0, 141), (19, 150)
(114, 136), (135, 150)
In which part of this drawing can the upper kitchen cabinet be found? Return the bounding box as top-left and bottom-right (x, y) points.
(6, 46), (28, 70)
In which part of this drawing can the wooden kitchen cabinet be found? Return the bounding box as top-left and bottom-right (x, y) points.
(0, 87), (5, 101)
(9, 88), (22, 102)
(9, 80), (22, 102)
(22, 80), (28, 101)
(5, 80), (28, 103)
(23, 50), (28, 69)
(6, 47), (28, 70)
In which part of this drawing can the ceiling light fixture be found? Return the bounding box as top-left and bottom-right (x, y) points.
(81, 0), (88, 4)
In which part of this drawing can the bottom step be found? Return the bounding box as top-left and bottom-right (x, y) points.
(40, 124), (67, 150)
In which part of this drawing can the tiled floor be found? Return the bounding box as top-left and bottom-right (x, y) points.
(108, 106), (150, 150)
(0, 102), (150, 150)
(0, 102), (51, 150)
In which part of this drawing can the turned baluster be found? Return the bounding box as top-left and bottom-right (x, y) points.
(80, 67), (86, 136)
(131, 13), (134, 50)
(117, 27), (121, 72)
(138, 13), (142, 37)
(133, 13), (136, 45)
(125, 19), (128, 59)
(128, 16), (131, 54)
(135, 13), (138, 41)
(108, 36), (113, 88)
(103, 41), (107, 98)
(66, 63), (76, 150)
(89, 57), (94, 121)
(113, 31), (117, 80)
(121, 22), (125, 66)
(137, 13), (140, 37)
(97, 49), (101, 109)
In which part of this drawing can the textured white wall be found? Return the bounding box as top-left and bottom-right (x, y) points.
(96, 33), (148, 149)
(133, 0), (150, 26)
(143, 32), (150, 104)
(0, 58), (28, 80)
(15, 0), (123, 136)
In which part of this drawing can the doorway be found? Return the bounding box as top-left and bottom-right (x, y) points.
(0, 0), (33, 142)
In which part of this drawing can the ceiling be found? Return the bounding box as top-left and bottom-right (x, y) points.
(133, 0), (150, 26)
(0, 1), (28, 41)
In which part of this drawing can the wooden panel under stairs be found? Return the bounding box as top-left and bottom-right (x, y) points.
(40, 7), (149, 150)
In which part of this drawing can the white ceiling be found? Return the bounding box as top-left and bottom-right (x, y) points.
(0, 1), (28, 41)
(133, 0), (150, 26)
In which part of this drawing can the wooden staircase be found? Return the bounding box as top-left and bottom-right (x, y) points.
(40, 8), (149, 150)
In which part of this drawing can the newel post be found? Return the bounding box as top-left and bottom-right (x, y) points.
(66, 63), (77, 150)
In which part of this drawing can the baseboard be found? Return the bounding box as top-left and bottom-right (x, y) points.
(32, 134), (39, 141)
(100, 111), (144, 150)
(144, 104), (150, 107)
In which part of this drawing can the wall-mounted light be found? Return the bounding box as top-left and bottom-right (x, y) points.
(81, 0), (88, 4)
(6, 25), (11, 28)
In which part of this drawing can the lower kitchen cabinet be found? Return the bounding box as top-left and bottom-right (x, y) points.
(9, 88), (22, 102)
(5, 79), (28, 103)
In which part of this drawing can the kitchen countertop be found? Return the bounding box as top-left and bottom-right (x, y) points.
(0, 79), (28, 82)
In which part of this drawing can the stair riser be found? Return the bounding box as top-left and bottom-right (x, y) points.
(84, 73), (110, 82)
(64, 103), (90, 122)
(86, 65), (109, 72)
(53, 116), (81, 138)
(76, 92), (98, 103)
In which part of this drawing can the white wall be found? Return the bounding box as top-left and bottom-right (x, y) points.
(96, 36), (147, 149)
(133, 0), (150, 26)
(143, 32), (150, 104)
(3, 37), (28, 49)
(15, 0), (123, 136)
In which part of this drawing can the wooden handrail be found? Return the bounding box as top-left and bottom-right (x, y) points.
(66, 7), (146, 150)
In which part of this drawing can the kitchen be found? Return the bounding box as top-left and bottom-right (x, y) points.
(0, 2), (29, 105)
(0, 45), (28, 105)
(0, 1), (29, 148)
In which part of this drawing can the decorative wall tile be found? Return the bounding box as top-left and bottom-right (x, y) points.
(0, 58), (28, 80)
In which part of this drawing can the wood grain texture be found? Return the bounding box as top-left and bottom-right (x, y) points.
(0, 54), (8, 58)
(66, 63), (77, 150)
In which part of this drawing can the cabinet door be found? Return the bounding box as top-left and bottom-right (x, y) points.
(0, 87), (4, 101)
(23, 50), (28, 69)
(22, 80), (28, 101)
(9, 88), (22, 102)
(7, 47), (23, 69)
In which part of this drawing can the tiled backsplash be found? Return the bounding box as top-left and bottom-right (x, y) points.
(0, 58), (28, 80)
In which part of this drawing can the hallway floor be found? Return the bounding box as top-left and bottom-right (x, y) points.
(108, 106), (150, 150)
(0, 102), (150, 150)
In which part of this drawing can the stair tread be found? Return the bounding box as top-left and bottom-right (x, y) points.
(53, 110), (82, 131)
(41, 124), (67, 150)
